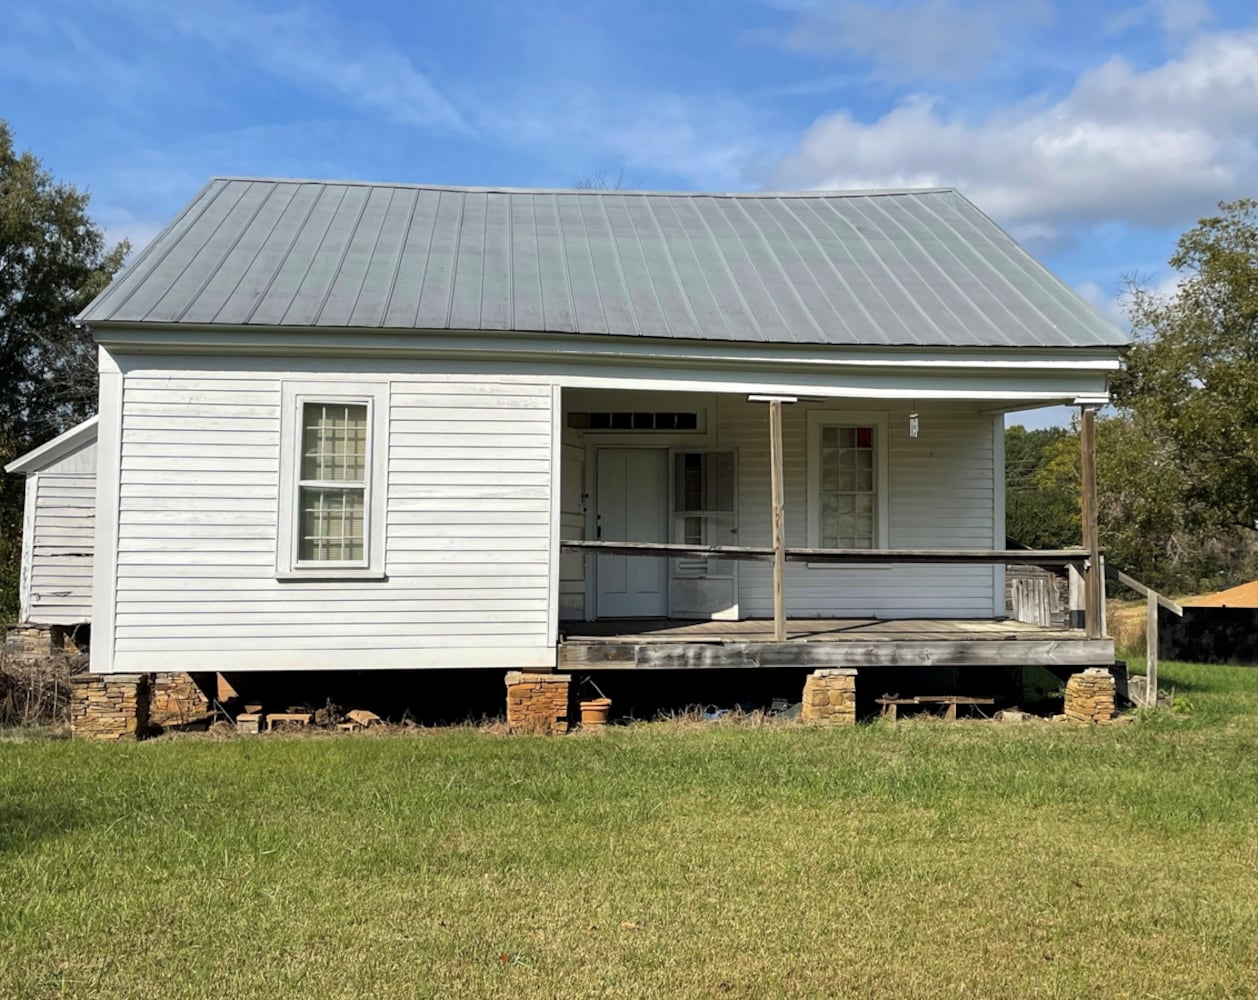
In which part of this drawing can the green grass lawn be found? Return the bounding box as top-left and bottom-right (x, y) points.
(3, 662), (1257, 999)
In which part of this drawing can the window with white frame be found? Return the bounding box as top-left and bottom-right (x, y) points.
(278, 382), (387, 578)
(299, 402), (368, 561)
(807, 411), (888, 551)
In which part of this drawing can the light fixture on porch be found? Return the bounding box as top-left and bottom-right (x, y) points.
(908, 411), (920, 439)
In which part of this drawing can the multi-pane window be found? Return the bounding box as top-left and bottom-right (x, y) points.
(298, 402), (368, 562)
(818, 425), (876, 549)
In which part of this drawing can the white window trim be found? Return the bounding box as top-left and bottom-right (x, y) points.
(276, 380), (388, 580)
(806, 409), (890, 566)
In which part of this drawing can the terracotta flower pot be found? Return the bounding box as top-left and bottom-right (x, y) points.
(579, 697), (612, 728)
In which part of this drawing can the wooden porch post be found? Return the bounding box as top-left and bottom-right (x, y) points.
(1080, 405), (1103, 638)
(769, 400), (787, 641)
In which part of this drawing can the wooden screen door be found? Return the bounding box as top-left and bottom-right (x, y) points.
(595, 448), (669, 618)
(668, 450), (739, 620)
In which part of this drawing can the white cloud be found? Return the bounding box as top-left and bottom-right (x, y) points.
(121, 0), (469, 134)
(761, 0), (1053, 80)
(770, 29), (1258, 237)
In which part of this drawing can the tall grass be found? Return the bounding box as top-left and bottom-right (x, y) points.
(2, 661), (1256, 999)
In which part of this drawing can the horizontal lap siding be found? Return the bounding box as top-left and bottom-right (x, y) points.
(718, 397), (996, 618)
(112, 373), (554, 669)
(29, 474), (95, 624)
(386, 381), (553, 649)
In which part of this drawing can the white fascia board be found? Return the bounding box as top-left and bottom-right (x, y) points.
(104, 347), (1113, 403)
(4, 416), (100, 476)
(90, 324), (1125, 372)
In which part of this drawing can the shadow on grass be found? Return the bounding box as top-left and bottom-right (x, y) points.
(0, 799), (87, 856)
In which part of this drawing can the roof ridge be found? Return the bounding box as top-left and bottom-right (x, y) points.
(208, 176), (960, 200)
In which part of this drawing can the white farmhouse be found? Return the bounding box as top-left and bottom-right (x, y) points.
(13, 179), (1130, 733)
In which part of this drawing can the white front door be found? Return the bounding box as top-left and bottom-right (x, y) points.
(595, 448), (668, 618)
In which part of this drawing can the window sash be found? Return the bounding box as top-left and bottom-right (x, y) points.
(293, 398), (371, 568)
(818, 425), (876, 549)
(806, 411), (887, 553)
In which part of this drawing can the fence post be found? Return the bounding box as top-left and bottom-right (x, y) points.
(1146, 592), (1159, 708)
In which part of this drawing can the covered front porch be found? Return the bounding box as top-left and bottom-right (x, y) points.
(556, 383), (1110, 658)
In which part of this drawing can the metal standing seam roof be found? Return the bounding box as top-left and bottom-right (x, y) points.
(79, 178), (1129, 350)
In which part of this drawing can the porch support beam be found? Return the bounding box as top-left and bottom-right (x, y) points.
(1080, 404), (1103, 637)
(769, 399), (787, 642)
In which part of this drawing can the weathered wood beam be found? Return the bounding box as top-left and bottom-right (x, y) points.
(782, 547), (1087, 567)
(563, 539), (776, 562)
(1103, 564), (1184, 616)
(769, 399), (787, 642)
(558, 638), (1116, 670)
(561, 539), (1088, 568)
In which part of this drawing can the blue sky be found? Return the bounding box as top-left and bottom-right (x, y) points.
(5, 0), (1257, 427)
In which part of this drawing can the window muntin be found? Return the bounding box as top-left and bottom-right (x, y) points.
(296, 402), (369, 564)
(818, 425), (876, 549)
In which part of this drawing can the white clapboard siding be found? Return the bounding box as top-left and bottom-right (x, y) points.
(109, 371), (555, 671)
(715, 397), (997, 618)
(28, 473), (95, 624)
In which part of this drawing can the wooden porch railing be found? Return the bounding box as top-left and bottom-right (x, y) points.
(1104, 564), (1183, 708)
(562, 539), (1105, 635)
(562, 538), (1089, 568)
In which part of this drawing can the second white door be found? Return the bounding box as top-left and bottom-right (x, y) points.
(595, 448), (668, 618)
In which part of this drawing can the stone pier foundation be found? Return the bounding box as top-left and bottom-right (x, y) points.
(70, 674), (150, 740)
(801, 668), (858, 725)
(1065, 668), (1117, 724)
(149, 673), (212, 726)
(505, 671), (572, 733)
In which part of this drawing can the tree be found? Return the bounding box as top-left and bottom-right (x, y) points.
(1004, 424), (1078, 549)
(1115, 199), (1258, 536)
(0, 121), (129, 620)
(1033, 411), (1258, 593)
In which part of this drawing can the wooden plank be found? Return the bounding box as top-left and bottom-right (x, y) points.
(559, 637), (1115, 669)
(563, 539), (775, 562)
(561, 539), (1087, 567)
(769, 399), (787, 643)
(1104, 564), (1184, 616)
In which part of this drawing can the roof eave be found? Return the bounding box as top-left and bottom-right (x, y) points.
(4, 416), (100, 476)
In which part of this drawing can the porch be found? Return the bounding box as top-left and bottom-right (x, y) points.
(557, 384), (1109, 659)
(558, 616), (1114, 670)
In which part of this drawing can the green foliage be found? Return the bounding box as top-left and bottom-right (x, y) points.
(1004, 424), (1078, 548)
(1116, 198), (1258, 535)
(1031, 412), (1257, 592)
(0, 120), (128, 621)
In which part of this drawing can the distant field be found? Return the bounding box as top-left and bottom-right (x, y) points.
(2, 662), (1256, 999)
